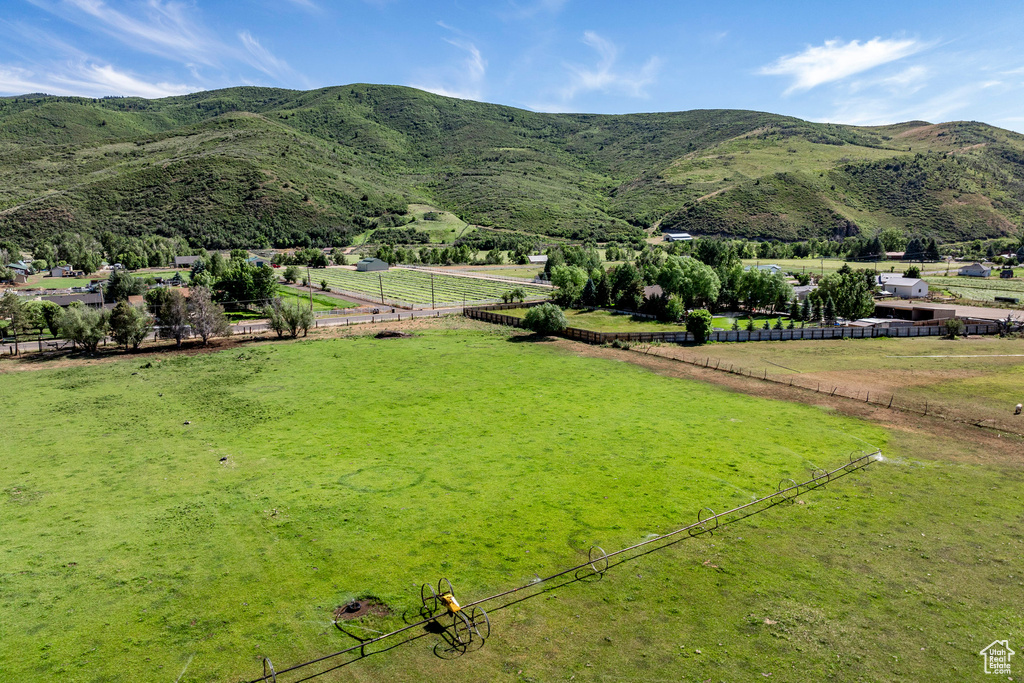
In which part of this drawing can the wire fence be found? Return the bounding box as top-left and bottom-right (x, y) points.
(246, 450), (879, 683)
(635, 345), (1024, 436)
(465, 305), (1001, 343)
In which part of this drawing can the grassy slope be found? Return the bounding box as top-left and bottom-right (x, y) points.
(3, 87), (1024, 248)
(0, 326), (1021, 682)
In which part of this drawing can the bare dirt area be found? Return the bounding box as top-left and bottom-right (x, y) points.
(552, 337), (1024, 467)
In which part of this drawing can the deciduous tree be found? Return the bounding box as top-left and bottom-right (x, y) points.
(109, 301), (152, 351)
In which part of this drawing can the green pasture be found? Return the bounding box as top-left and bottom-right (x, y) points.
(685, 335), (1024, 420)
(499, 307), (795, 333)
(500, 307), (683, 332)
(924, 275), (1024, 303)
(309, 267), (550, 305)
(471, 267), (543, 279)
(740, 258), (890, 276)
(0, 326), (1021, 682)
(276, 285), (357, 311)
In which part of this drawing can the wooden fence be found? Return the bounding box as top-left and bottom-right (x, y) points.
(464, 304), (1001, 344)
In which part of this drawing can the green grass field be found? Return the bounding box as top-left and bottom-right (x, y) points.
(1, 325), (1021, 682)
(500, 307), (683, 332)
(310, 267), (551, 305)
(277, 285), (358, 311)
(924, 275), (1024, 302)
(739, 258), (907, 276)
(471, 267), (543, 279)
(660, 335), (1024, 427)
(499, 308), (793, 333)
(15, 276), (95, 290)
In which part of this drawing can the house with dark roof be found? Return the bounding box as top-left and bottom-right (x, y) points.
(174, 255), (202, 268)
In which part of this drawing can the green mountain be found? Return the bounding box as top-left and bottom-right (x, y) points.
(2, 84), (1023, 249)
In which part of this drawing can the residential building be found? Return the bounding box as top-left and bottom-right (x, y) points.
(958, 262), (992, 277)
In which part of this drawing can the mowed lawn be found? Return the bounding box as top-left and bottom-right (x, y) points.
(0, 327), (1021, 682)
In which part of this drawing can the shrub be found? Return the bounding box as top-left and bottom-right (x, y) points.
(663, 295), (685, 323)
(686, 308), (713, 344)
(943, 318), (964, 339)
(522, 303), (567, 335)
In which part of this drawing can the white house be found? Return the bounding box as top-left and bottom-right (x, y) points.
(663, 231), (692, 242)
(958, 262), (992, 277)
(883, 277), (928, 299)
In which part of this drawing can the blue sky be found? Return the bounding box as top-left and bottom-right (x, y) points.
(2, 0), (1024, 131)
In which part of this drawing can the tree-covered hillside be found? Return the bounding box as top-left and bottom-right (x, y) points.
(1, 84), (1023, 249)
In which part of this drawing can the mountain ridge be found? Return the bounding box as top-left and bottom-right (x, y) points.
(1, 84), (1022, 249)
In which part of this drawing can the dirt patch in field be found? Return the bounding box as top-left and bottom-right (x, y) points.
(375, 330), (413, 339)
(333, 599), (391, 621)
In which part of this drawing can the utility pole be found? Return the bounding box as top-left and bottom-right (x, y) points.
(379, 274), (385, 304)
(306, 265), (312, 311)
(431, 273), (435, 310)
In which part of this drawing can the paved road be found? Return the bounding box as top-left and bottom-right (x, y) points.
(0, 306), (466, 356)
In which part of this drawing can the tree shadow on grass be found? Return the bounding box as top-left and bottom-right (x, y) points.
(506, 333), (560, 343)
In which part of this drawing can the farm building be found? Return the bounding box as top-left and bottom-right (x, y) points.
(247, 256), (271, 268)
(356, 258), (389, 272)
(958, 262), (992, 277)
(174, 255), (201, 268)
(881, 277), (928, 299)
(663, 231), (693, 242)
(49, 265), (72, 277)
(745, 264), (782, 274)
(527, 255), (548, 265)
(876, 272), (904, 285)
(8, 261), (33, 276)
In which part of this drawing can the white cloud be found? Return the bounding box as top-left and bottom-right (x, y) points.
(558, 31), (660, 101)
(239, 30), (302, 83)
(23, 0), (306, 89)
(821, 80), (1003, 126)
(56, 0), (221, 66)
(760, 37), (925, 94)
(850, 65), (930, 96)
(500, 0), (569, 20)
(409, 27), (487, 101)
(0, 61), (193, 98)
(284, 0), (319, 11)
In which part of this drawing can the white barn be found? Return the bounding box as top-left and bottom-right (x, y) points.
(883, 277), (928, 299)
